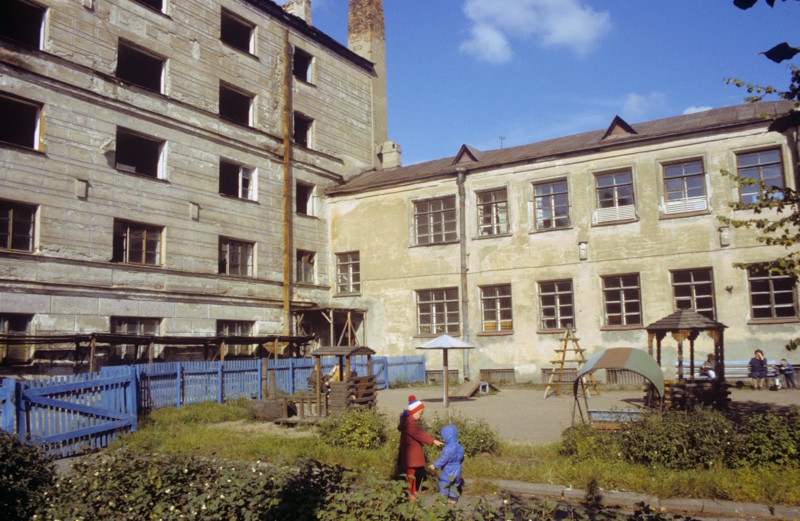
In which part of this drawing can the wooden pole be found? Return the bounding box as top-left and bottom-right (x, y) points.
(315, 356), (322, 416)
(148, 340), (154, 365)
(89, 335), (96, 373)
(443, 349), (449, 408)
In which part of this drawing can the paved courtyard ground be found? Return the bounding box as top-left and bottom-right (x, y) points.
(377, 384), (800, 445)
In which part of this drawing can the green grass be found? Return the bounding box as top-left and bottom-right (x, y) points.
(113, 400), (800, 505)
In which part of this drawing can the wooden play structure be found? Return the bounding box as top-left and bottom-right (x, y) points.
(645, 309), (729, 409)
(544, 328), (599, 398)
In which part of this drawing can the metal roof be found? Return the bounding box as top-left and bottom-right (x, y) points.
(328, 101), (795, 196)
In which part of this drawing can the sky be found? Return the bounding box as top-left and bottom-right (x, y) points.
(308, 0), (799, 166)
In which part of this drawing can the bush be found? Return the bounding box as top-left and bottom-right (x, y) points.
(316, 408), (388, 450)
(734, 410), (798, 467)
(559, 423), (620, 461)
(424, 412), (500, 457)
(0, 430), (54, 521)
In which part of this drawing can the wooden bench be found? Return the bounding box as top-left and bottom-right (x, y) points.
(425, 369), (459, 384)
(479, 368), (516, 385)
(674, 360), (796, 380)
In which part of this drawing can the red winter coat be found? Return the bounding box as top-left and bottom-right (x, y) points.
(398, 411), (435, 468)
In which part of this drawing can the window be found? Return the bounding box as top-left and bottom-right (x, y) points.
(219, 160), (255, 200)
(296, 182), (314, 215)
(602, 274), (642, 326)
(116, 41), (164, 94)
(219, 83), (252, 126)
(336, 251), (360, 294)
(217, 320), (254, 355)
(0, 0), (46, 48)
(662, 159), (707, 214)
(296, 250), (315, 283)
(477, 188), (508, 236)
(748, 267), (797, 320)
(220, 9), (254, 54)
(671, 268), (715, 319)
(594, 170), (635, 223)
(0, 200), (35, 251)
(293, 48), (313, 83)
(480, 285), (512, 332)
(416, 288), (459, 335)
(0, 93), (42, 150)
(1, 313), (31, 334)
(131, 0), (164, 13)
(115, 128), (164, 178)
(293, 112), (313, 148)
(737, 149), (784, 205)
(414, 196), (457, 245)
(218, 237), (253, 276)
(533, 180), (569, 230)
(538, 280), (573, 330)
(111, 317), (160, 336)
(112, 220), (162, 265)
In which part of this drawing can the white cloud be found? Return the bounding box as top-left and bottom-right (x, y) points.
(621, 91), (666, 120)
(460, 0), (611, 64)
(682, 106), (713, 115)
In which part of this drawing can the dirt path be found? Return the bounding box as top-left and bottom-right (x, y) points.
(377, 386), (800, 445)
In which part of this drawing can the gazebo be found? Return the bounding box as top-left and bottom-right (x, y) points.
(308, 345), (377, 415)
(645, 309), (728, 407)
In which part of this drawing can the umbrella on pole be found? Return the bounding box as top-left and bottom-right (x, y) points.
(416, 334), (476, 408)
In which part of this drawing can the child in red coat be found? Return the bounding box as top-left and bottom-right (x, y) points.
(397, 395), (443, 500)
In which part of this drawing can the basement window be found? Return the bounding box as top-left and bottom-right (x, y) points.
(115, 128), (165, 178)
(293, 48), (313, 83)
(0, 0), (47, 49)
(0, 200), (36, 252)
(293, 112), (313, 148)
(0, 93), (42, 150)
(219, 160), (256, 200)
(220, 9), (255, 54)
(296, 182), (314, 215)
(1, 313), (32, 335)
(116, 40), (165, 93)
(112, 219), (163, 266)
(219, 83), (253, 126)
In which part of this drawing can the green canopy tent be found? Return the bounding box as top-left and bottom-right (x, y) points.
(572, 347), (664, 427)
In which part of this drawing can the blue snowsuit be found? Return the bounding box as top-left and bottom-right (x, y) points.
(432, 424), (464, 500)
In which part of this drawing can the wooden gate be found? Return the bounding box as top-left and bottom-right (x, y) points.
(18, 367), (137, 458)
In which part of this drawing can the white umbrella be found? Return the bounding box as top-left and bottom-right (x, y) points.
(416, 334), (476, 407)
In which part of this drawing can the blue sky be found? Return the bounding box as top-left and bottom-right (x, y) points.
(309, 0), (799, 166)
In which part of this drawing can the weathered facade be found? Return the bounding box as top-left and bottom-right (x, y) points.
(328, 103), (800, 381)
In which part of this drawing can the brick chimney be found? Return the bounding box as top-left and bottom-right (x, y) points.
(349, 0), (399, 169)
(282, 0), (311, 25)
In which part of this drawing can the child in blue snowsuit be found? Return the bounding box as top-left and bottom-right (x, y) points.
(428, 424), (464, 502)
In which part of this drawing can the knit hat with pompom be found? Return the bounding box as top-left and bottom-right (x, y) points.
(407, 395), (424, 415)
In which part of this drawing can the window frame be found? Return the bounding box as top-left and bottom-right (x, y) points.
(747, 266), (798, 322)
(115, 127), (165, 179)
(220, 8), (255, 55)
(480, 284), (513, 333)
(601, 274), (642, 328)
(293, 112), (313, 148)
(0, 0), (47, 49)
(335, 251), (360, 295)
(537, 279), (574, 331)
(219, 159), (256, 201)
(116, 39), (165, 94)
(112, 219), (163, 266)
(218, 236), (254, 277)
(671, 268), (715, 320)
(413, 195), (458, 245)
(219, 82), (253, 126)
(532, 179), (570, 231)
(296, 182), (314, 216)
(0, 199), (36, 252)
(661, 158), (708, 215)
(296, 249), (316, 284)
(0, 92), (43, 151)
(416, 288), (460, 336)
(476, 188), (509, 237)
(131, 0), (166, 14)
(736, 148), (785, 205)
(293, 47), (314, 84)
(217, 319), (255, 354)
(110, 316), (161, 336)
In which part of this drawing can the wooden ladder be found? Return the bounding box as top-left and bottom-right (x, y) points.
(543, 327), (600, 398)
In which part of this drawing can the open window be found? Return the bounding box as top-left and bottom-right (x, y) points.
(296, 250), (315, 283)
(293, 112), (313, 148)
(296, 181), (314, 215)
(219, 160), (255, 200)
(335, 251), (360, 294)
(0, 0), (46, 49)
(219, 83), (252, 126)
(115, 127), (165, 178)
(293, 48), (313, 83)
(0, 93), (42, 150)
(0, 199), (36, 252)
(116, 40), (165, 93)
(131, 0), (165, 13)
(218, 237), (254, 277)
(220, 9), (255, 54)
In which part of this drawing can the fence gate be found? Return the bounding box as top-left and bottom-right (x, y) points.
(17, 367), (138, 458)
(372, 356), (389, 390)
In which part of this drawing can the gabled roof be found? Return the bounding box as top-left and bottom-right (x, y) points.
(452, 144), (481, 165)
(602, 115), (637, 140)
(645, 309), (727, 333)
(327, 101), (794, 196)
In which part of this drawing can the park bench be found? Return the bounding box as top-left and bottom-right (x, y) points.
(674, 359), (796, 380)
(425, 369), (460, 384)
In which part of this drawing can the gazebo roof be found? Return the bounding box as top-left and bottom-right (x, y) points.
(645, 309), (727, 333)
(309, 346), (376, 358)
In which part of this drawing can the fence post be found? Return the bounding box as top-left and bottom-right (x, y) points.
(256, 359), (262, 401)
(1, 379), (16, 434)
(176, 362), (182, 410)
(218, 361), (223, 404)
(289, 358), (294, 395)
(127, 367), (138, 432)
(403, 356), (408, 384)
(15, 380), (27, 442)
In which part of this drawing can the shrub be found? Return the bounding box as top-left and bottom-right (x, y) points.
(559, 423), (620, 461)
(734, 411), (797, 467)
(424, 412), (500, 457)
(316, 408), (388, 450)
(0, 431), (54, 521)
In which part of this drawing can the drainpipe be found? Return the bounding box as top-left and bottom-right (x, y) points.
(456, 167), (470, 379)
(282, 30), (292, 335)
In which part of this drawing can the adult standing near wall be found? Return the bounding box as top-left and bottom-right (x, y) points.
(749, 349), (768, 390)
